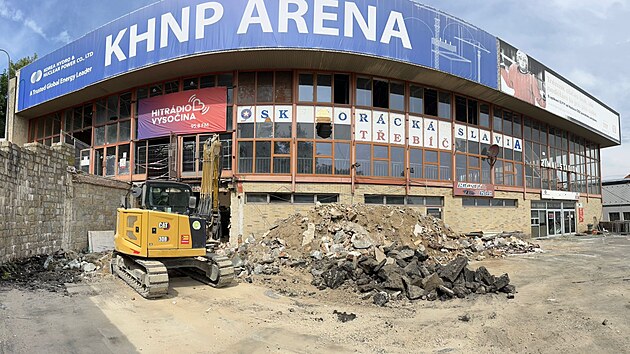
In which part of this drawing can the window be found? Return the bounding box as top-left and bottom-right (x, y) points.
(275, 71), (293, 103)
(609, 212), (621, 221)
(623, 212), (630, 221)
(245, 193), (338, 204)
(238, 142), (253, 173)
(257, 71), (274, 102)
(238, 72), (255, 104)
(493, 108), (502, 132)
(333, 74), (350, 105)
(246, 193), (267, 203)
(479, 104), (490, 128)
(373, 79), (388, 108)
(356, 77), (372, 106)
(297, 141), (313, 174)
(365, 195), (443, 206)
(462, 198), (518, 207)
(317, 75), (332, 103)
(409, 148), (422, 179)
(389, 82), (405, 111)
(409, 85), (423, 114)
(183, 77), (198, 91)
(438, 92), (451, 119)
(182, 137), (196, 172)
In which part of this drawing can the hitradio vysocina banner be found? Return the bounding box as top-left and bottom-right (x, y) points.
(137, 87), (227, 140)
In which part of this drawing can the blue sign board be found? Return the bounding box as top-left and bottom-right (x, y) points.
(17, 0), (498, 111)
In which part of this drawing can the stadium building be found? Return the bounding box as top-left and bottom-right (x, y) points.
(5, 0), (620, 241)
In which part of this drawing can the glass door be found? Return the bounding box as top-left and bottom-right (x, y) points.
(554, 211), (562, 235)
(547, 210), (564, 236)
(564, 210), (576, 234)
(547, 211), (555, 236)
(531, 210), (541, 238)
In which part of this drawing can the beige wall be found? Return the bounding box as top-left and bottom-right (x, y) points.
(578, 196), (603, 232)
(5, 77), (29, 146)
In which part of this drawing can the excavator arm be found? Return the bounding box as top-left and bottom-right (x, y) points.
(198, 134), (222, 241)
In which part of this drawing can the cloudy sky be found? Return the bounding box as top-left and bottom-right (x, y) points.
(0, 0), (627, 179)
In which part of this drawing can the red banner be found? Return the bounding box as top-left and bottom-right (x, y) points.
(137, 87), (227, 140)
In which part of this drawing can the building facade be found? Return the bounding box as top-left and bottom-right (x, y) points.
(6, 1), (620, 241)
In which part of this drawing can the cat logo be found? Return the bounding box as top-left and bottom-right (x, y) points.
(158, 222), (170, 230)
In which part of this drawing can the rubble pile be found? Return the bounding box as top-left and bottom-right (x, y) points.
(238, 204), (537, 302)
(0, 250), (110, 293)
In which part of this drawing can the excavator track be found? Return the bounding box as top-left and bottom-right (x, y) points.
(179, 253), (235, 288)
(111, 253), (169, 299)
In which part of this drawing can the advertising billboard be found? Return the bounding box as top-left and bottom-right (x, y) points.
(137, 87), (226, 139)
(17, 0), (498, 111)
(499, 39), (620, 143)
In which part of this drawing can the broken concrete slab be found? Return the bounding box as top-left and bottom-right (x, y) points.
(422, 273), (444, 292)
(438, 256), (468, 282)
(302, 223), (316, 247)
(88, 231), (115, 253)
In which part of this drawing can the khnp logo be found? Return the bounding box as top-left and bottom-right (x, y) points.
(30, 70), (43, 84)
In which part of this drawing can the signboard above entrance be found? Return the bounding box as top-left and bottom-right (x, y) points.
(541, 189), (579, 201)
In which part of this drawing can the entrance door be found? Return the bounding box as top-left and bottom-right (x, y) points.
(547, 211), (555, 236)
(564, 210), (576, 234)
(547, 210), (564, 236)
(554, 211), (562, 234)
(531, 210), (541, 238)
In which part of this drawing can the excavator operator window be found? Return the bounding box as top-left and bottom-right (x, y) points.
(148, 186), (192, 215)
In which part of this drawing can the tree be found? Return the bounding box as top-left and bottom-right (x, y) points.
(1, 53), (38, 138)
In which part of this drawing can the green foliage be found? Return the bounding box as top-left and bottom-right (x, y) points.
(1, 53), (38, 138)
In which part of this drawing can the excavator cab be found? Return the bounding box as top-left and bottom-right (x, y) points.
(141, 181), (196, 215)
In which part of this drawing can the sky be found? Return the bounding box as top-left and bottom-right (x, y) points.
(0, 0), (628, 179)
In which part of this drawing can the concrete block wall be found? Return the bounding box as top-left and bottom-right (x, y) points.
(66, 174), (130, 251)
(0, 141), (129, 263)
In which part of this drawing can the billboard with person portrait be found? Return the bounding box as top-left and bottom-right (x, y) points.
(498, 39), (620, 144)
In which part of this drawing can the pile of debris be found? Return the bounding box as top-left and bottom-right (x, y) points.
(0, 250), (110, 293)
(236, 204), (537, 303)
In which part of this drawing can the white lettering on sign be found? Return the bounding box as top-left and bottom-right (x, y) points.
(355, 109), (372, 141)
(390, 113), (405, 145)
(409, 115), (423, 147)
(160, 7), (190, 49)
(372, 111), (389, 143)
(105, 1), (412, 66)
(149, 93), (210, 125)
(107, 2), (225, 66)
(438, 121), (452, 150)
(424, 119), (437, 148)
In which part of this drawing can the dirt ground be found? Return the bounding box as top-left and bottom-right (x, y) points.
(1, 235), (629, 354)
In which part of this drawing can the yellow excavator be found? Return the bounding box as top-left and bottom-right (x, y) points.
(112, 135), (234, 298)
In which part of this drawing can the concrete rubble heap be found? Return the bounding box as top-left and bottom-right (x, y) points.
(237, 204), (538, 303)
(0, 250), (110, 293)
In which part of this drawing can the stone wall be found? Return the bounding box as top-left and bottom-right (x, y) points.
(0, 141), (129, 263)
